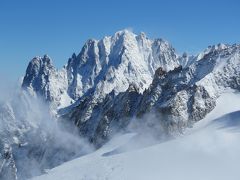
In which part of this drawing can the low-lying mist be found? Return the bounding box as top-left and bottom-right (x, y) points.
(0, 79), (94, 180)
(14, 91), (240, 180)
(103, 92), (240, 159)
(99, 92), (240, 180)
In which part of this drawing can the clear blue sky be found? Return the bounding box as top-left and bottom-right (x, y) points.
(1, 0), (240, 80)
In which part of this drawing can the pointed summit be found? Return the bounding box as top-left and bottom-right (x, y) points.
(114, 29), (135, 36)
(22, 29), (179, 108)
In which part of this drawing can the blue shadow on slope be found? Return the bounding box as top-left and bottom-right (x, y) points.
(209, 111), (240, 131)
(103, 111), (240, 157)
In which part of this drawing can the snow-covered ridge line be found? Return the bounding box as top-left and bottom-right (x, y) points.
(22, 29), (182, 109)
(62, 41), (240, 146)
(21, 29), (240, 146)
(2, 29), (240, 180)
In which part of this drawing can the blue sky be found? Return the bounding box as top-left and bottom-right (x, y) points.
(0, 0), (240, 80)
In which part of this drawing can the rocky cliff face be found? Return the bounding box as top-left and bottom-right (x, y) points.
(22, 30), (180, 110)
(62, 43), (240, 146)
(1, 30), (239, 179)
(22, 55), (69, 110)
(21, 30), (240, 146)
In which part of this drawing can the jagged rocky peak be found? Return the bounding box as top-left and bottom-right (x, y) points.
(63, 41), (240, 146)
(22, 55), (55, 90)
(113, 29), (135, 39)
(153, 38), (171, 48)
(24, 55), (54, 76)
(195, 43), (233, 61)
(208, 43), (228, 51)
(22, 29), (180, 109)
(78, 39), (99, 63)
(138, 31), (147, 38)
(22, 55), (69, 107)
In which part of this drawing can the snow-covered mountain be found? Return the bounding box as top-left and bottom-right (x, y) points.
(63, 42), (240, 146)
(22, 31), (240, 146)
(22, 30), (180, 110)
(2, 29), (239, 179)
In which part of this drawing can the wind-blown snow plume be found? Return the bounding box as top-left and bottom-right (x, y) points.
(0, 81), (94, 180)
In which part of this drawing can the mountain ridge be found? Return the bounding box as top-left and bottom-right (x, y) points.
(60, 40), (240, 146)
(21, 30), (240, 146)
(2, 29), (239, 179)
(22, 30), (182, 110)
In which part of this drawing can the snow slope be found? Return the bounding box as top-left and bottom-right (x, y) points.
(32, 92), (240, 180)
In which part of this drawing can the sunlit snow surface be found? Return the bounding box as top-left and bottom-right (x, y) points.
(32, 92), (240, 180)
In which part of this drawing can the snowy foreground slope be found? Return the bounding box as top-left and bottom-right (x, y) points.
(33, 92), (240, 180)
